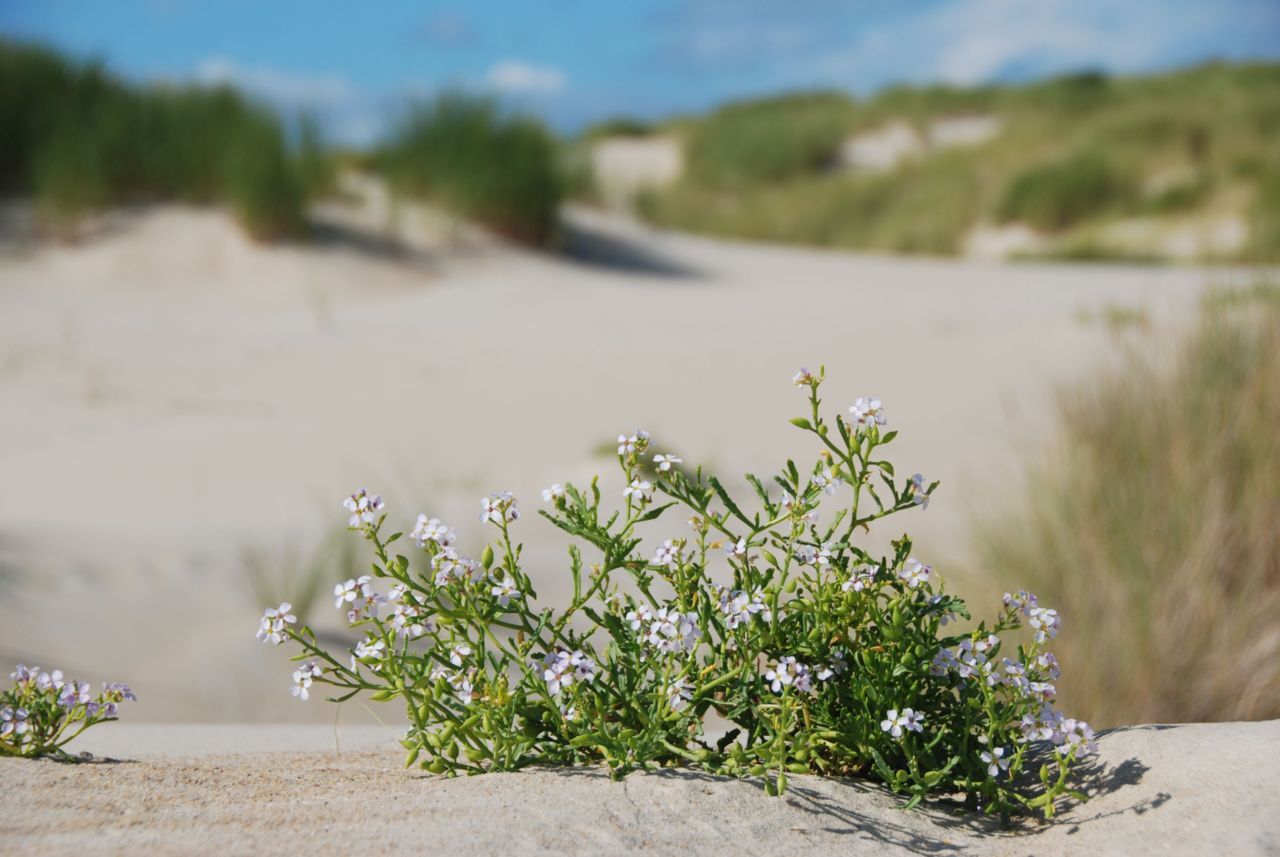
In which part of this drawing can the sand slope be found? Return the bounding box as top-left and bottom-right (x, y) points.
(0, 192), (1243, 721)
(2, 720), (1277, 855)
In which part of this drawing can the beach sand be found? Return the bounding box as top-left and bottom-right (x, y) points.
(1, 719), (1276, 855)
(0, 185), (1238, 721)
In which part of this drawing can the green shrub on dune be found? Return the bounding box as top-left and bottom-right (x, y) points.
(0, 39), (313, 239)
(978, 287), (1280, 726)
(385, 96), (563, 246)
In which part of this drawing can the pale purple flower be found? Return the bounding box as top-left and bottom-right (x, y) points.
(981, 747), (1011, 778)
(814, 469), (843, 496)
(1028, 607), (1061, 642)
(410, 514), (455, 548)
(843, 563), (878, 593)
(848, 397), (887, 428)
(665, 678), (693, 710)
(623, 478), (654, 504)
(651, 539), (683, 569)
(480, 492), (519, 525)
(256, 602), (297, 645)
(898, 558), (931, 589)
(291, 661), (323, 701)
(0, 707), (29, 739)
(58, 680), (91, 710)
(910, 473), (932, 509)
(343, 489), (384, 528)
(541, 483), (566, 503)
(792, 367), (815, 387)
(490, 575), (519, 608)
(881, 707), (924, 738)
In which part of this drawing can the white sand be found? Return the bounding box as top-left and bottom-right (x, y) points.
(0, 189), (1238, 721)
(1, 720), (1276, 855)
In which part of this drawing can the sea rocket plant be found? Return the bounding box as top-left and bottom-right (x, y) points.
(0, 664), (135, 758)
(258, 367), (1093, 818)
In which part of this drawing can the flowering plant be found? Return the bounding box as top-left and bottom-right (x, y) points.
(260, 368), (1093, 818)
(1, 664), (135, 758)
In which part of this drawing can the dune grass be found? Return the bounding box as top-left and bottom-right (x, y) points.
(976, 284), (1280, 726)
(0, 39), (318, 239)
(631, 63), (1280, 261)
(382, 95), (563, 246)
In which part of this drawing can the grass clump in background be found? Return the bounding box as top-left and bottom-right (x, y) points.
(383, 95), (563, 246)
(685, 91), (856, 187)
(0, 39), (319, 240)
(977, 284), (1280, 726)
(997, 151), (1132, 231)
(624, 63), (1280, 262)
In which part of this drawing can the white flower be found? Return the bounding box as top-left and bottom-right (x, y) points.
(490, 575), (519, 608)
(818, 649), (848, 681)
(724, 538), (747, 559)
(792, 662), (814, 693)
(781, 493), (819, 524)
(848, 397), (887, 428)
(570, 650), (596, 683)
(625, 604), (653, 632)
(898, 558), (931, 589)
(36, 670), (65, 692)
(343, 489), (384, 528)
(480, 492), (519, 525)
(765, 656), (799, 693)
(910, 473), (931, 509)
(795, 542), (833, 569)
(623, 478), (654, 504)
(1035, 651), (1061, 680)
(1003, 589), (1039, 616)
(718, 587), (768, 629)
(645, 607), (701, 654)
(792, 367), (815, 386)
(291, 661), (323, 701)
(813, 469), (843, 495)
(410, 514), (455, 548)
(333, 576), (382, 623)
(651, 539), (683, 569)
(930, 648), (959, 676)
(58, 680), (91, 710)
(981, 747), (1011, 778)
(390, 600), (434, 639)
(880, 707), (923, 738)
(256, 602), (297, 645)
(541, 483), (566, 503)
(429, 663), (452, 682)
(449, 644), (472, 667)
(1027, 607), (1060, 642)
(1054, 717), (1098, 756)
(351, 638), (385, 670)
(450, 672), (475, 706)
(0, 707), (29, 739)
(843, 563), (878, 592)
(665, 678), (692, 710)
(652, 454), (682, 472)
(617, 430), (650, 457)
(542, 650), (574, 695)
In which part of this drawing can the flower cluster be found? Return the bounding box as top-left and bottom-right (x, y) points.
(1, 664), (135, 758)
(256, 367), (1093, 818)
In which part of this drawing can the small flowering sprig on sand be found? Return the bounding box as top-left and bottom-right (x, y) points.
(0, 665), (135, 759)
(258, 367), (1092, 820)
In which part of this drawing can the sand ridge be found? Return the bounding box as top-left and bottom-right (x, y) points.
(1, 720), (1277, 855)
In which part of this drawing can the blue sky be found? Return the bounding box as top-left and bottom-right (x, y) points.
(3, 0), (1279, 144)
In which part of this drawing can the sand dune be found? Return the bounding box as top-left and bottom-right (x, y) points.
(2, 720), (1276, 855)
(0, 187), (1231, 721)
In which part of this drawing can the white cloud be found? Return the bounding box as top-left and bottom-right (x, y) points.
(195, 57), (356, 107)
(485, 59), (566, 96)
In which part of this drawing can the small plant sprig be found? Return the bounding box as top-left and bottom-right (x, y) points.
(258, 368), (1095, 819)
(1, 665), (136, 759)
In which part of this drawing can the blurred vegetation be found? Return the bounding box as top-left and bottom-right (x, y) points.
(685, 91), (856, 186)
(382, 95), (563, 246)
(629, 63), (1280, 261)
(977, 283), (1280, 726)
(0, 39), (327, 240)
